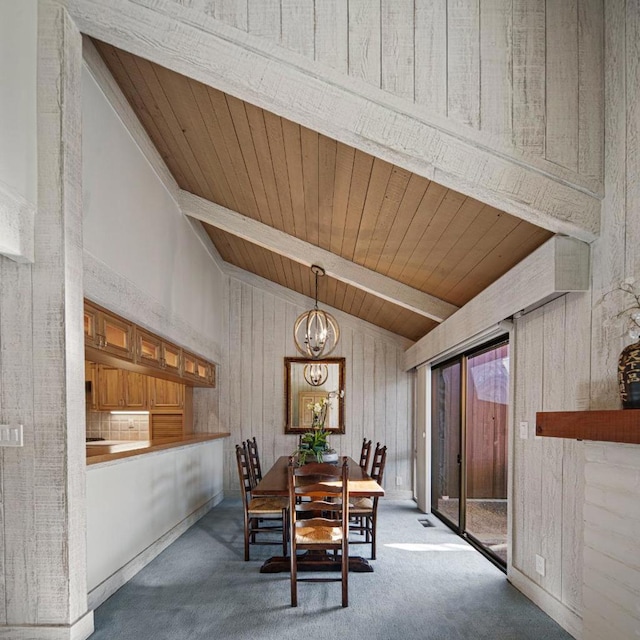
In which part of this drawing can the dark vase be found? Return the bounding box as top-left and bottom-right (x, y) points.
(618, 341), (640, 408)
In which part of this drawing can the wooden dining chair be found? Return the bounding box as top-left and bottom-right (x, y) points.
(245, 436), (263, 485)
(359, 438), (372, 472)
(235, 444), (288, 561)
(349, 443), (387, 559)
(288, 457), (350, 607)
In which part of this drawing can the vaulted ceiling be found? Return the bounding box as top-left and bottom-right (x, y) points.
(93, 39), (553, 342)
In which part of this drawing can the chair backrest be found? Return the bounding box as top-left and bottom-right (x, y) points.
(245, 436), (262, 484)
(370, 443), (387, 485)
(288, 458), (349, 534)
(359, 438), (372, 471)
(235, 443), (254, 502)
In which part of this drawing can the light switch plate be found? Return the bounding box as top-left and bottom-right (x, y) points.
(0, 424), (23, 447)
(519, 421), (529, 439)
(535, 554), (546, 576)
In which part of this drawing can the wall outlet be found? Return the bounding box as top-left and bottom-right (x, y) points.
(0, 424), (24, 447)
(396, 476), (402, 486)
(535, 554), (546, 576)
(519, 421), (529, 439)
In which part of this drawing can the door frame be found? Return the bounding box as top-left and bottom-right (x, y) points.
(430, 335), (510, 570)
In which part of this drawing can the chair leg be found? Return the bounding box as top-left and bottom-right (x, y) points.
(341, 543), (349, 607)
(290, 550), (298, 607)
(243, 512), (250, 561)
(282, 508), (288, 556)
(371, 514), (376, 560)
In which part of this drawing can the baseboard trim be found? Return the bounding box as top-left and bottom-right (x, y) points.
(508, 566), (583, 639)
(0, 610), (94, 640)
(88, 491), (224, 610)
(382, 489), (414, 500)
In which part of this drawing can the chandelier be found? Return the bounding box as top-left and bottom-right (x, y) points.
(293, 265), (340, 359)
(303, 363), (329, 386)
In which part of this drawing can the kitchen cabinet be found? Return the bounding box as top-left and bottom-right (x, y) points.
(148, 377), (184, 410)
(183, 351), (215, 386)
(95, 365), (148, 410)
(84, 300), (215, 387)
(84, 301), (135, 362)
(136, 329), (182, 375)
(85, 361), (98, 411)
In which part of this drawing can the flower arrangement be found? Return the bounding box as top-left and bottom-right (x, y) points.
(296, 393), (341, 464)
(308, 397), (329, 428)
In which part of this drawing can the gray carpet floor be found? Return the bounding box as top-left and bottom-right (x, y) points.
(90, 499), (573, 640)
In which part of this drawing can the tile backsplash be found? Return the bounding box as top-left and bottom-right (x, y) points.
(86, 411), (150, 441)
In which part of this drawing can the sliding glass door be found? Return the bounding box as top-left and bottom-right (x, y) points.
(431, 339), (509, 567)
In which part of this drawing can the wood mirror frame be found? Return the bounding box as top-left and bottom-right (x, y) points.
(284, 357), (345, 434)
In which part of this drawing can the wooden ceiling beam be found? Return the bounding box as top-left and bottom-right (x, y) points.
(179, 190), (459, 323)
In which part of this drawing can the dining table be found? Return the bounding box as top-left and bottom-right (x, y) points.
(252, 455), (384, 573)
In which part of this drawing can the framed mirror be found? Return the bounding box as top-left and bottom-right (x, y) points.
(285, 357), (345, 434)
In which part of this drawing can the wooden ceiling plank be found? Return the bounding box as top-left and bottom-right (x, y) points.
(453, 223), (554, 297)
(346, 285), (368, 317)
(332, 279), (349, 313)
(329, 143), (355, 255)
(186, 80), (243, 211)
(342, 150), (375, 260)
(101, 45), (193, 192)
(263, 111), (296, 236)
(435, 211), (522, 302)
(244, 104), (287, 232)
(422, 205), (503, 300)
(384, 180), (448, 281)
(351, 158), (394, 266)
(269, 252), (293, 292)
(413, 196), (486, 291)
(181, 191), (459, 321)
(373, 173), (430, 274)
(301, 127), (320, 246)
(445, 220), (548, 301)
(281, 119), (307, 241)
(225, 94), (276, 228)
(142, 61), (218, 201)
(397, 189), (467, 287)
(362, 165), (412, 271)
(205, 87), (262, 218)
(318, 136), (337, 252)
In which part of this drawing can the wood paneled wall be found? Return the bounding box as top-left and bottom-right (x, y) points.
(582, 2), (640, 638)
(176, 0), (603, 182)
(220, 272), (414, 497)
(512, 292), (590, 626)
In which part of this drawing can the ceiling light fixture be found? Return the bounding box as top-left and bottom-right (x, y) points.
(303, 363), (329, 386)
(293, 265), (340, 359)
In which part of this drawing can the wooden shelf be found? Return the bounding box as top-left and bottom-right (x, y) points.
(536, 410), (640, 444)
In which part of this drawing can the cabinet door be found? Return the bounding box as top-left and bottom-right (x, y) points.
(123, 371), (148, 409)
(84, 305), (100, 348)
(101, 312), (135, 361)
(97, 366), (123, 410)
(182, 351), (198, 382)
(161, 342), (182, 375)
(149, 378), (184, 409)
(85, 361), (97, 411)
(137, 329), (162, 368)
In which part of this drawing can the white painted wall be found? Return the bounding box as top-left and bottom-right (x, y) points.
(86, 440), (224, 604)
(0, 0), (37, 205)
(82, 65), (226, 362)
(0, 0), (37, 262)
